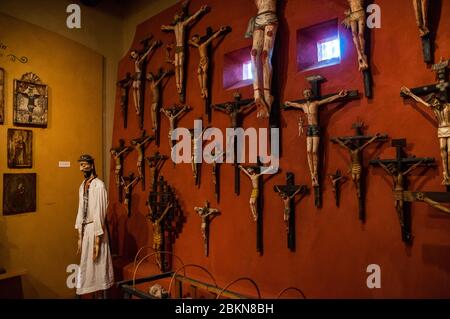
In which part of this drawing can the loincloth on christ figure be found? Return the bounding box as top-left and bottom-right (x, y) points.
(306, 125), (321, 137)
(342, 9), (365, 28)
(245, 11), (278, 38)
(438, 126), (450, 138)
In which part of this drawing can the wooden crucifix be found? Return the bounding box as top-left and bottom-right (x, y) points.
(194, 200), (220, 256)
(130, 36), (161, 129)
(147, 176), (184, 271)
(331, 122), (388, 222)
(146, 151), (168, 192)
(189, 124), (208, 187)
(210, 149), (224, 202)
(401, 59), (450, 187)
(117, 72), (132, 129)
(146, 68), (173, 145)
(121, 173), (140, 217)
(131, 130), (155, 191)
(282, 75), (359, 208)
(342, 0), (372, 97)
(412, 0), (432, 64)
(211, 92), (256, 195)
(110, 138), (132, 203)
(189, 26), (231, 122)
(328, 169), (347, 208)
(274, 172), (308, 252)
(160, 104), (191, 150)
(161, 1), (209, 102)
(369, 139), (435, 244)
(239, 160), (277, 254)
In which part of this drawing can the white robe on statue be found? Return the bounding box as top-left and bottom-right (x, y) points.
(75, 178), (114, 295)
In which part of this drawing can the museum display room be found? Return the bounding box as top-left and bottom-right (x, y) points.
(0, 0), (450, 301)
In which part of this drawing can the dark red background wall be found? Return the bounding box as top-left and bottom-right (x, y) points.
(109, 0), (450, 298)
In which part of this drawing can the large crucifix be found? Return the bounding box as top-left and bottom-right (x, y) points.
(117, 72), (132, 129)
(369, 139), (435, 244)
(274, 172), (308, 252)
(131, 130), (155, 191)
(401, 59), (450, 187)
(110, 138), (132, 203)
(331, 122), (388, 222)
(146, 151), (168, 191)
(282, 75), (359, 208)
(194, 200), (220, 256)
(342, 0), (372, 97)
(239, 160), (277, 255)
(211, 92), (256, 195)
(130, 36), (161, 129)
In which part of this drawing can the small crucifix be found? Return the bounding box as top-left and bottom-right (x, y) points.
(194, 200), (220, 256)
(117, 72), (132, 129)
(130, 36), (161, 129)
(342, 0), (372, 97)
(239, 161), (277, 254)
(369, 139), (435, 244)
(189, 26), (231, 121)
(121, 173), (140, 217)
(210, 149), (224, 202)
(331, 122), (388, 221)
(412, 0), (432, 64)
(189, 124), (208, 187)
(110, 138), (132, 203)
(146, 68), (173, 145)
(282, 75), (359, 208)
(131, 130), (155, 191)
(160, 104), (191, 150)
(328, 169), (347, 208)
(211, 92), (256, 195)
(274, 172), (308, 252)
(146, 151), (168, 191)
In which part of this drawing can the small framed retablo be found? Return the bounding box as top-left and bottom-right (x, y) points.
(13, 72), (48, 127)
(7, 128), (32, 168)
(3, 173), (37, 215)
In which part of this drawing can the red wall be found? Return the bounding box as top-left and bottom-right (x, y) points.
(109, 0), (450, 298)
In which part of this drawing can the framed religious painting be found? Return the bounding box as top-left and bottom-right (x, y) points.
(0, 67), (4, 124)
(7, 128), (32, 168)
(13, 72), (48, 127)
(3, 173), (37, 215)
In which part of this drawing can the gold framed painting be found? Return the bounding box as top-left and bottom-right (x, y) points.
(7, 128), (32, 168)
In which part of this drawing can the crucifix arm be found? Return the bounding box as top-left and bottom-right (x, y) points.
(204, 27), (228, 46)
(360, 134), (381, 150)
(290, 187), (304, 199)
(184, 5), (208, 26)
(158, 203), (173, 222)
(241, 102), (256, 115)
(188, 40), (199, 48)
(140, 41), (159, 62)
(377, 161), (394, 176)
(175, 106), (189, 118)
(258, 165), (276, 176)
(238, 165), (251, 178)
(317, 90), (348, 106)
(284, 101), (305, 111)
(403, 160), (425, 176)
(154, 72), (170, 86)
(161, 24), (174, 31)
(401, 86), (432, 108)
(131, 176), (140, 186)
(332, 137), (351, 150)
(160, 108), (170, 117)
(211, 103), (228, 113)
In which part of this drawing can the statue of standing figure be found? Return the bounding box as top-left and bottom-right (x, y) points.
(342, 0), (368, 71)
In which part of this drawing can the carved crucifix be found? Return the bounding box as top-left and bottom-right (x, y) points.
(146, 68), (173, 144)
(189, 26), (231, 121)
(274, 172), (308, 252)
(211, 92), (256, 195)
(110, 139), (132, 203)
(342, 0), (372, 97)
(146, 151), (168, 191)
(130, 36), (161, 129)
(131, 130), (155, 191)
(210, 149), (224, 202)
(369, 139), (435, 244)
(282, 75), (359, 208)
(117, 72), (132, 129)
(412, 0), (432, 63)
(161, 1), (209, 102)
(121, 173), (140, 217)
(147, 176), (184, 271)
(189, 124), (208, 187)
(328, 169), (347, 208)
(239, 161), (277, 254)
(160, 104), (191, 149)
(331, 122), (388, 221)
(194, 200), (220, 256)
(401, 59), (450, 187)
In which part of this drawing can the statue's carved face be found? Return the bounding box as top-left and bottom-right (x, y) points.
(130, 50), (138, 59)
(303, 89), (312, 99)
(191, 35), (200, 44)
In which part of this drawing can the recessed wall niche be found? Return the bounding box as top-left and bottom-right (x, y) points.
(223, 45), (253, 90)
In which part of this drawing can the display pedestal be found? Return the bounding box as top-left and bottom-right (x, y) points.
(0, 268), (27, 299)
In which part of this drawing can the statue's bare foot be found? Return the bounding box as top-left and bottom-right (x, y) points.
(442, 177), (450, 186)
(255, 98), (270, 118)
(358, 55), (369, 71)
(420, 26), (430, 37)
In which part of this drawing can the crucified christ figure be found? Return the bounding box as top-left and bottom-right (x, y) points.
(342, 0), (368, 71)
(161, 1), (209, 101)
(274, 186), (304, 232)
(412, 0), (429, 37)
(194, 201), (220, 256)
(160, 105), (191, 148)
(121, 174), (140, 217)
(402, 86), (450, 185)
(148, 202), (172, 269)
(245, 0), (278, 119)
(285, 88), (348, 187)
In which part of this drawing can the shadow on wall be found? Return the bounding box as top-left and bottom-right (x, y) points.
(22, 275), (63, 299)
(0, 218), (11, 270)
(422, 243), (450, 274)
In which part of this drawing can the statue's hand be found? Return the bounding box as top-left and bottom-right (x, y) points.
(339, 90), (348, 97)
(401, 86), (411, 95)
(201, 5), (209, 12)
(77, 239), (82, 255)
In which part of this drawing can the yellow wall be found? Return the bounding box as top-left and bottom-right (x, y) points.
(0, 13), (103, 298)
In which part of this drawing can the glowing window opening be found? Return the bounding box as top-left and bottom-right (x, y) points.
(242, 61), (253, 80)
(317, 38), (340, 62)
